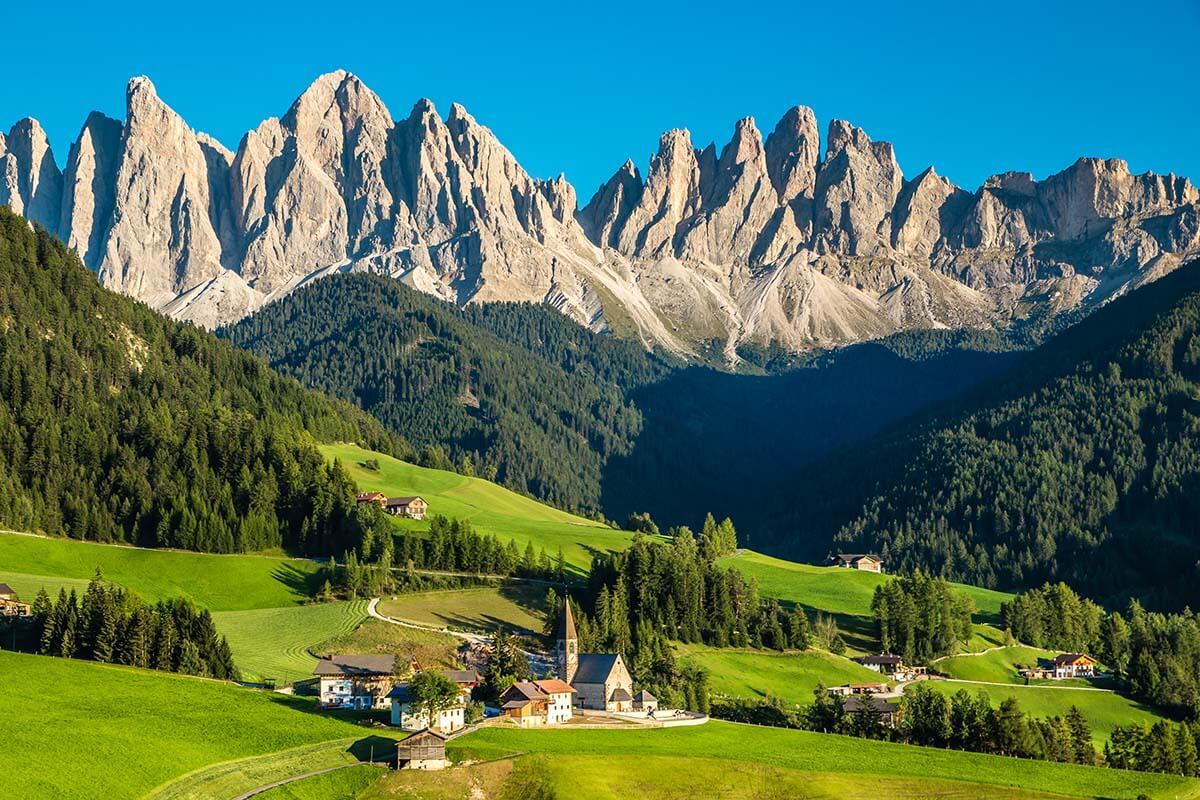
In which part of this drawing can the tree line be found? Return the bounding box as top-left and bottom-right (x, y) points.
(0, 209), (406, 558)
(1003, 581), (1200, 718)
(871, 571), (975, 662)
(24, 570), (236, 680)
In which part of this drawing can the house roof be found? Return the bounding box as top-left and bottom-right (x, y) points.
(843, 695), (896, 714)
(609, 686), (633, 703)
(556, 598), (577, 641)
(355, 492), (386, 500)
(387, 496), (423, 506)
(501, 699), (532, 710)
(398, 728), (447, 745)
(573, 653), (623, 684)
(634, 690), (656, 702)
(313, 654), (396, 677)
(0, 583), (14, 595)
(1054, 653), (1095, 666)
(834, 553), (881, 564)
(444, 669), (479, 685)
(533, 679), (576, 695)
(858, 654), (903, 667)
(503, 681), (548, 702)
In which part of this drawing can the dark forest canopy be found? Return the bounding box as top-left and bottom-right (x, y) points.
(769, 260), (1200, 609)
(0, 208), (406, 555)
(224, 272), (1017, 529)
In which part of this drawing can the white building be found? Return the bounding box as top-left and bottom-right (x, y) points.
(500, 679), (576, 726)
(557, 601), (634, 711)
(388, 669), (478, 732)
(314, 654), (395, 710)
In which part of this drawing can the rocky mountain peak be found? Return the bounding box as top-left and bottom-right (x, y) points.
(764, 105), (819, 204)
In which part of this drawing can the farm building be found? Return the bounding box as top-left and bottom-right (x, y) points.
(842, 695), (900, 727)
(314, 654), (396, 710)
(354, 492), (387, 509)
(501, 679), (576, 726)
(1020, 653), (1098, 680)
(0, 583), (31, 617)
(556, 600), (635, 711)
(855, 654), (926, 681)
(828, 683), (890, 697)
(385, 496), (428, 520)
(395, 728), (447, 770)
(389, 669), (478, 732)
(831, 553), (883, 572)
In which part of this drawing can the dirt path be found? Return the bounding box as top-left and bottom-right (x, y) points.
(230, 763), (385, 800)
(940, 678), (1113, 693)
(366, 598), (552, 672)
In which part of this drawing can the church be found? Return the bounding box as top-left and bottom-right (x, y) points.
(556, 598), (635, 712)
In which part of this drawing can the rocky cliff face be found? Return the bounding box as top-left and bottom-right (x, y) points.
(5, 73), (1199, 356)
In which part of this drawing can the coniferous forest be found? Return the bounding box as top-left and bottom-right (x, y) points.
(773, 261), (1200, 609)
(0, 208), (406, 555)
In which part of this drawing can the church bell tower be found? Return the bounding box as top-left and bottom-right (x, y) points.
(556, 595), (578, 684)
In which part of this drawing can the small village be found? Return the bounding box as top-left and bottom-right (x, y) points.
(315, 597), (706, 770)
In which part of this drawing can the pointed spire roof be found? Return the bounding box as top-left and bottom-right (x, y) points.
(557, 595), (577, 640)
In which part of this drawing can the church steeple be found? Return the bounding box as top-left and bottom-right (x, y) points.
(556, 595), (578, 684)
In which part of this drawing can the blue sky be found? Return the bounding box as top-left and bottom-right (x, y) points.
(5, 0), (1198, 199)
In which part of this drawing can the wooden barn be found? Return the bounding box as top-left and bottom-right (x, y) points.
(395, 728), (447, 770)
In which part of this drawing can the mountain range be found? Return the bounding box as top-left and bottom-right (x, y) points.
(3, 71), (1198, 356)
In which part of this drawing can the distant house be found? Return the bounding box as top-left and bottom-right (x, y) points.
(0, 584), (31, 618)
(633, 690), (658, 713)
(500, 679), (576, 727)
(354, 492), (387, 509)
(832, 553), (883, 573)
(1021, 654), (1097, 680)
(855, 654), (926, 681)
(842, 694), (900, 727)
(314, 654), (396, 710)
(828, 682), (890, 697)
(389, 669), (478, 732)
(385, 496), (428, 520)
(395, 728), (447, 770)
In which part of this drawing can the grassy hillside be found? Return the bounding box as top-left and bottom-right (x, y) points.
(449, 722), (1199, 799)
(935, 645), (1062, 684)
(0, 532), (320, 611)
(723, 550), (1013, 653)
(0, 650), (398, 800)
(922, 680), (1170, 746)
(676, 643), (889, 704)
(322, 443), (642, 572)
(213, 600), (370, 683)
(377, 585), (548, 636)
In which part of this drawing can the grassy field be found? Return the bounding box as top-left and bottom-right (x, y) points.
(935, 645), (1060, 684)
(369, 753), (1067, 799)
(257, 765), (383, 800)
(0, 650), (398, 800)
(318, 617), (461, 669)
(676, 643), (889, 705)
(922, 679), (1170, 745)
(723, 551), (1013, 653)
(0, 532), (320, 611)
(321, 443), (642, 573)
(377, 585), (549, 636)
(213, 600), (370, 684)
(448, 722), (1200, 799)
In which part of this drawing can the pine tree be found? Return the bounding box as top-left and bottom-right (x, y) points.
(178, 639), (205, 676)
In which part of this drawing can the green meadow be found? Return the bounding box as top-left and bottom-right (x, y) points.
(450, 722), (1200, 799)
(676, 643), (889, 704)
(321, 443), (643, 572)
(935, 645), (1060, 684)
(213, 600), (370, 683)
(377, 584), (549, 636)
(256, 765), (383, 800)
(923, 679), (1171, 745)
(0, 650), (398, 800)
(0, 532), (320, 611)
(723, 550), (1014, 653)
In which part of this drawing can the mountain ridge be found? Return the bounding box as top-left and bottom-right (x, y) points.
(3, 71), (1198, 356)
